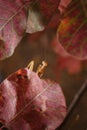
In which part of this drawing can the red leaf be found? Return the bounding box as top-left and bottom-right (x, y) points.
(0, 0), (27, 60)
(52, 37), (82, 75)
(57, 57), (81, 75)
(39, 0), (60, 21)
(46, 13), (60, 29)
(0, 68), (67, 130)
(52, 37), (69, 57)
(58, 0), (72, 13)
(57, 0), (87, 60)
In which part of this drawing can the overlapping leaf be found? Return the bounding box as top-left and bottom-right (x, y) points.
(0, 68), (67, 130)
(52, 37), (82, 75)
(39, 0), (60, 22)
(0, 0), (29, 60)
(57, 0), (87, 60)
(58, 0), (72, 13)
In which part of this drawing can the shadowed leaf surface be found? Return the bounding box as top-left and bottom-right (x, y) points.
(39, 0), (60, 22)
(57, 0), (87, 60)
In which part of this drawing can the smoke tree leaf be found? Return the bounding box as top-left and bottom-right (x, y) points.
(0, 68), (67, 130)
(58, 0), (72, 13)
(39, 0), (60, 22)
(57, 0), (87, 60)
(0, 0), (28, 60)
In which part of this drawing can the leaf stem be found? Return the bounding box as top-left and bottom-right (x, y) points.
(58, 79), (87, 130)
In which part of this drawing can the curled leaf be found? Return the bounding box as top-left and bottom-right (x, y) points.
(26, 8), (44, 33)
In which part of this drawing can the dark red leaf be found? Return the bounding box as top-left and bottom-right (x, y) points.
(58, 0), (72, 13)
(46, 13), (60, 29)
(0, 0), (27, 60)
(52, 37), (82, 75)
(0, 68), (67, 130)
(52, 37), (69, 57)
(39, 0), (60, 22)
(57, 0), (87, 60)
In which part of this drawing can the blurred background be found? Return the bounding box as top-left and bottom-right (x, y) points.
(0, 28), (87, 130)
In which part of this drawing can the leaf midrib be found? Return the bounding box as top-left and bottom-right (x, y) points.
(1, 82), (52, 129)
(0, 2), (28, 31)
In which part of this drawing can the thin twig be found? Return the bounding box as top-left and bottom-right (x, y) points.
(58, 79), (87, 130)
(68, 80), (87, 115)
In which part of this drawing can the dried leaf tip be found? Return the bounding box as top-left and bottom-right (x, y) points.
(27, 60), (34, 70)
(36, 61), (47, 77)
